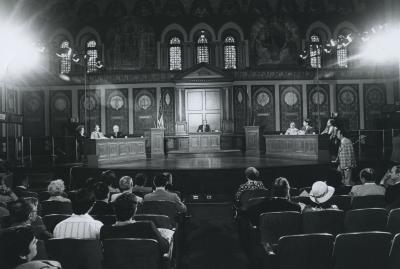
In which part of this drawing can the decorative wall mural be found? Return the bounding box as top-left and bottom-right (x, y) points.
(106, 89), (128, 135)
(78, 90), (101, 130)
(233, 86), (247, 133)
(161, 88), (175, 134)
(110, 95), (124, 110)
(280, 85), (302, 131)
(336, 85), (359, 130)
(250, 16), (300, 66)
(50, 91), (71, 137)
(237, 91), (243, 103)
(54, 97), (67, 112)
(138, 94), (152, 110)
(364, 84), (386, 129)
(307, 84), (330, 132)
(252, 86), (275, 132)
(134, 88), (156, 134)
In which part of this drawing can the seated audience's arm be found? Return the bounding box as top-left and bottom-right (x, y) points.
(149, 222), (169, 254)
(174, 193), (187, 213)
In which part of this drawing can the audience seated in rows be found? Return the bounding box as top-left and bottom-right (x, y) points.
(132, 173), (152, 196)
(100, 192), (170, 254)
(13, 177), (38, 199)
(6, 198), (52, 240)
(110, 176), (143, 203)
(0, 226), (60, 269)
(144, 173), (187, 214)
(381, 165), (400, 209)
(235, 167), (266, 203)
(304, 181), (337, 211)
(244, 177), (301, 226)
(53, 188), (103, 239)
(350, 168), (385, 197)
(46, 179), (70, 203)
(90, 181), (114, 216)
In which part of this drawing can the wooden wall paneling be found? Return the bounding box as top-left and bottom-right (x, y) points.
(78, 89), (102, 133)
(105, 88), (129, 136)
(233, 86), (247, 133)
(133, 88), (157, 135)
(364, 84), (386, 129)
(49, 90), (72, 137)
(161, 87), (175, 134)
(336, 84), (359, 130)
(251, 85), (275, 133)
(306, 84), (330, 132)
(279, 85), (303, 131)
(22, 91), (45, 137)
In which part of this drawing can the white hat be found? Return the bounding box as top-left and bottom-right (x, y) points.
(309, 181), (335, 204)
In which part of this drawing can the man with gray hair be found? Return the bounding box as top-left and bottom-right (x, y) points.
(109, 125), (124, 138)
(110, 176), (143, 203)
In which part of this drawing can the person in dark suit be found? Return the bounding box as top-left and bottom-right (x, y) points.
(90, 182), (114, 216)
(76, 125), (86, 161)
(13, 178), (38, 199)
(109, 125), (124, 139)
(299, 118), (315, 134)
(244, 177), (301, 226)
(100, 193), (169, 254)
(197, 120), (210, 133)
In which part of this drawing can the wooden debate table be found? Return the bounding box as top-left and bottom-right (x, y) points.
(188, 132), (221, 152)
(264, 134), (330, 161)
(85, 137), (146, 166)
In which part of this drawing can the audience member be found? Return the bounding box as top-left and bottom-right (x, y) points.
(244, 177), (301, 226)
(100, 193), (169, 254)
(304, 181), (337, 211)
(24, 197), (52, 239)
(132, 173), (152, 195)
(349, 168), (385, 196)
(13, 177), (38, 199)
(53, 188), (103, 239)
(336, 128), (356, 186)
(110, 176), (143, 203)
(46, 179), (70, 202)
(380, 165), (400, 187)
(144, 173), (187, 213)
(235, 167), (266, 203)
(381, 165), (400, 208)
(0, 177), (18, 204)
(99, 170), (120, 195)
(164, 171), (181, 196)
(90, 181), (114, 215)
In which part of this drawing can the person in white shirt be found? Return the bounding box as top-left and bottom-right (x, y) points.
(285, 122), (299, 135)
(53, 188), (103, 239)
(350, 168), (385, 196)
(90, 124), (108, 139)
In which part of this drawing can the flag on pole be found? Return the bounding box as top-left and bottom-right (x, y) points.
(157, 95), (164, 128)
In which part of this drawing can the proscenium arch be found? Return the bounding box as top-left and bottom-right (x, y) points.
(161, 23), (188, 42)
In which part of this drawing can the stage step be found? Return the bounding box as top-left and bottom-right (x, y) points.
(167, 149), (243, 158)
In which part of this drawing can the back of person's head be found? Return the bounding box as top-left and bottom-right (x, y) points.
(84, 177), (99, 191)
(0, 226), (37, 268)
(93, 182), (109, 200)
(72, 188), (95, 215)
(153, 173), (169, 188)
(392, 165), (400, 176)
(16, 177), (29, 187)
(47, 179), (65, 196)
(134, 173), (147, 187)
(114, 193), (137, 221)
(119, 176), (133, 191)
(272, 177), (290, 198)
(7, 199), (32, 224)
(337, 127), (348, 138)
(244, 167), (259, 181)
(359, 168), (376, 183)
(99, 170), (119, 189)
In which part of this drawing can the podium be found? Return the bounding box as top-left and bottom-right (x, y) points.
(244, 126), (260, 156)
(150, 128), (165, 158)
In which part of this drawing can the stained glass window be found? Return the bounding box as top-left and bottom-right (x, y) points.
(60, 40), (71, 74)
(310, 34), (321, 68)
(169, 37), (182, 70)
(337, 35), (348, 68)
(86, 40), (97, 73)
(223, 36), (237, 69)
(196, 31), (209, 64)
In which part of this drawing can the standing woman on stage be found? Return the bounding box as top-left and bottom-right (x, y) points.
(76, 125), (86, 161)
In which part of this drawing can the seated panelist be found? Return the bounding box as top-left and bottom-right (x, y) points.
(298, 118), (315, 135)
(197, 120), (210, 133)
(90, 124), (108, 139)
(285, 122), (299, 135)
(110, 125), (124, 138)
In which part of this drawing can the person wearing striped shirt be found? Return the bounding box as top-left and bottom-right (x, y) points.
(53, 188), (103, 239)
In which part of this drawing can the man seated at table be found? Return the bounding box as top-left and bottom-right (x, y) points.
(90, 124), (108, 139)
(298, 118), (315, 135)
(284, 122), (299, 135)
(197, 120), (210, 133)
(109, 125), (124, 139)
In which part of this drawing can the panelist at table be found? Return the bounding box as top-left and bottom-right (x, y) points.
(285, 122), (299, 135)
(109, 125), (124, 138)
(197, 120), (211, 133)
(90, 124), (108, 139)
(298, 118), (315, 135)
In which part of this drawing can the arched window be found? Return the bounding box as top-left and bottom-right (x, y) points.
(86, 40), (98, 73)
(196, 31), (209, 64)
(310, 34), (321, 68)
(337, 35), (348, 68)
(59, 40), (71, 74)
(169, 37), (182, 70)
(223, 36), (237, 69)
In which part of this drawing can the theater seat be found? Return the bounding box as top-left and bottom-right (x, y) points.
(42, 214), (70, 233)
(302, 209), (345, 236)
(330, 195), (352, 211)
(351, 195), (386, 209)
(134, 214), (174, 229)
(142, 201), (177, 223)
(344, 208), (388, 232)
(277, 233), (334, 269)
(238, 189), (270, 210)
(92, 215), (116, 225)
(333, 232), (392, 269)
(291, 196), (314, 206)
(41, 201), (72, 216)
(45, 239), (103, 269)
(103, 238), (162, 269)
(389, 233), (400, 269)
(259, 211), (302, 246)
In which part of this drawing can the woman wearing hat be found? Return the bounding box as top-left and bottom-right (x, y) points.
(304, 181), (337, 211)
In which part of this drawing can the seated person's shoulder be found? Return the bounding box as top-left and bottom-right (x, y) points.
(15, 260), (62, 269)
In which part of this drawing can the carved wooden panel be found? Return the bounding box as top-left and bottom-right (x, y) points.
(307, 84), (330, 132)
(251, 85), (275, 132)
(106, 88), (128, 135)
(336, 84), (359, 130)
(50, 90), (72, 137)
(78, 90), (101, 132)
(188, 133), (221, 152)
(161, 88), (175, 134)
(279, 85), (302, 131)
(22, 91), (45, 137)
(133, 88), (156, 135)
(233, 86), (247, 133)
(364, 84), (386, 129)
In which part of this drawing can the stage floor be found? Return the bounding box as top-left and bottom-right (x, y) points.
(97, 156), (325, 170)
